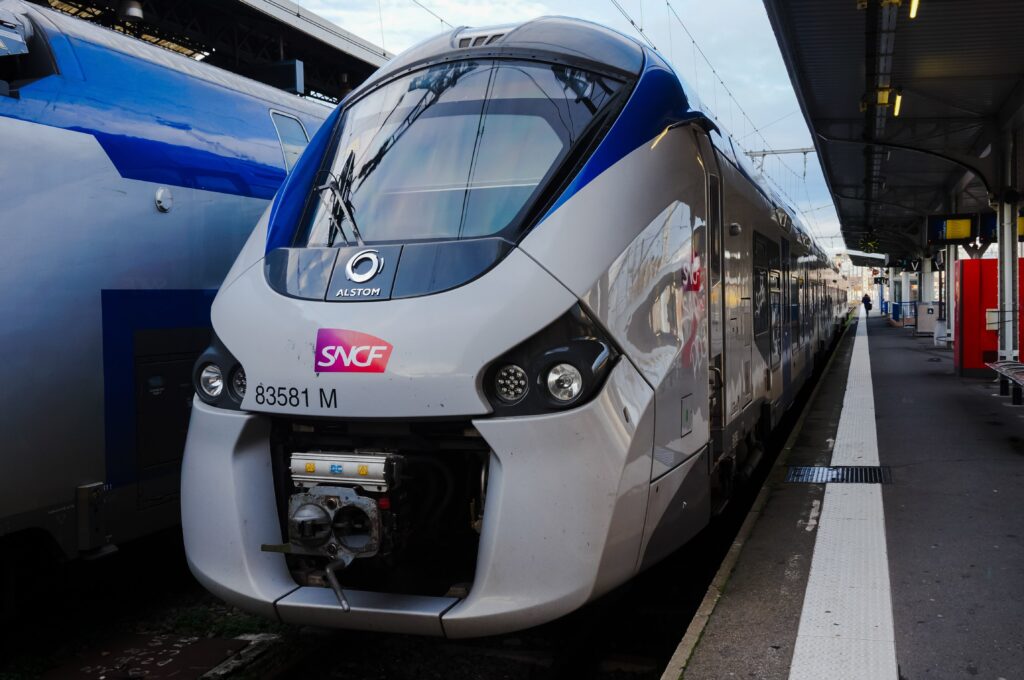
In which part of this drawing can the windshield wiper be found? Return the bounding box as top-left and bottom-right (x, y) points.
(315, 173), (351, 247)
(314, 153), (364, 248)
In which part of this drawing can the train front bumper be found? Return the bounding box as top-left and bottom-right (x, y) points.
(181, 358), (654, 638)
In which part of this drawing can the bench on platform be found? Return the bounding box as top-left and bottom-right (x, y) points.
(985, 361), (1024, 404)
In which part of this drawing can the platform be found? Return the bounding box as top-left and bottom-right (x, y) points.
(674, 308), (1024, 680)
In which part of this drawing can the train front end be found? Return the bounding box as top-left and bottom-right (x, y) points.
(182, 18), (689, 637)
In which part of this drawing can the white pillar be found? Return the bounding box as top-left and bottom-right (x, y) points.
(921, 257), (934, 303)
(997, 198), (1019, 361)
(946, 245), (958, 345)
(888, 267), (897, 317)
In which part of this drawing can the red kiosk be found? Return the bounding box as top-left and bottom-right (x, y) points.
(954, 259), (1024, 376)
(948, 212), (1024, 376)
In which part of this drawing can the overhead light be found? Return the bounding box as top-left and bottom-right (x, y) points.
(118, 0), (143, 21)
(909, 0), (920, 19)
(894, 91), (903, 117)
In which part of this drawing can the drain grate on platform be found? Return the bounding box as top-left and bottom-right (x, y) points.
(786, 466), (893, 484)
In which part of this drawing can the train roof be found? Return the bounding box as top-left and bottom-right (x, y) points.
(20, 1), (328, 116)
(701, 110), (830, 266)
(352, 16), (646, 98)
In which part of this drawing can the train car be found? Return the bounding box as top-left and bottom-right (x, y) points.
(180, 17), (848, 637)
(0, 0), (328, 570)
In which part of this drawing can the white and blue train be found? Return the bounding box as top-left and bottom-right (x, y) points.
(0, 0), (328, 574)
(182, 17), (848, 637)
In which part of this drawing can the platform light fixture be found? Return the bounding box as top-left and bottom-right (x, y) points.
(894, 91), (903, 117)
(909, 0), (920, 19)
(118, 0), (143, 22)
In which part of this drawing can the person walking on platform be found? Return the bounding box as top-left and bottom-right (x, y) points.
(862, 293), (872, 316)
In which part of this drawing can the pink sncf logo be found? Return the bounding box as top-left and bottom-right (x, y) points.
(315, 329), (393, 373)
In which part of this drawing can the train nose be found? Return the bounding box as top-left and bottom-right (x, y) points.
(209, 245), (582, 419)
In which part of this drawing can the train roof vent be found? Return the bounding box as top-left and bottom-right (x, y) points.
(454, 26), (512, 49)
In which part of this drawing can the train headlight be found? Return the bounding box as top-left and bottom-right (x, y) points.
(482, 304), (619, 416)
(495, 365), (528, 403)
(193, 333), (246, 410)
(231, 366), (247, 399)
(198, 363), (224, 399)
(546, 363), (583, 402)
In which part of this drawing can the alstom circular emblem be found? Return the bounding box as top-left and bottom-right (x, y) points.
(345, 249), (384, 284)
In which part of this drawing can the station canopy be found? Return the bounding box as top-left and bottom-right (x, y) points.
(764, 0), (1024, 260)
(34, 0), (389, 101)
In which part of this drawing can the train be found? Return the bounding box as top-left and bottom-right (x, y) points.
(181, 16), (849, 637)
(0, 0), (327, 578)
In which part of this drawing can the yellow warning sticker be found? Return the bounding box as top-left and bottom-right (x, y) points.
(305, 462), (316, 473)
(358, 464), (369, 476)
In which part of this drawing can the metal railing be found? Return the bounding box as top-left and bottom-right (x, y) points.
(891, 301), (917, 325)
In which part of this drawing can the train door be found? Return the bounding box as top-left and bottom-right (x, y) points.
(780, 238), (792, 393)
(706, 173), (726, 453)
(753, 233), (782, 396)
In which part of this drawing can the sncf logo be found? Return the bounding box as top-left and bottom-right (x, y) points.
(315, 329), (393, 373)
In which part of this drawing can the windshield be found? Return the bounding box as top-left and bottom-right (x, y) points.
(297, 59), (623, 246)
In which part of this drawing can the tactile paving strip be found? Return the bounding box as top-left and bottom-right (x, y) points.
(786, 466), (893, 484)
(789, 307), (898, 680)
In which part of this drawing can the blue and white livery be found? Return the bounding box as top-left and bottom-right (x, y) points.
(0, 0), (327, 566)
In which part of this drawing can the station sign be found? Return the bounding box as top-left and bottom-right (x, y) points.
(886, 256), (919, 272)
(926, 213), (978, 246)
(978, 211), (1024, 243)
(927, 211), (1024, 246)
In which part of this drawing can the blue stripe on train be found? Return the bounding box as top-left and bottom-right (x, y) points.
(101, 289), (215, 488)
(0, 32), (324, 200)
(540, 52), (706, 221)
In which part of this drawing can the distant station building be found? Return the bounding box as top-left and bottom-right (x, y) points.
(30, 0), (390, 100)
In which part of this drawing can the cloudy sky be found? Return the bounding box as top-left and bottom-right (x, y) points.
(300, 0), (843, 251)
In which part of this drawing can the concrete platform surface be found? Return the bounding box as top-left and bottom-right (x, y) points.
(679, 313), (1024, 679)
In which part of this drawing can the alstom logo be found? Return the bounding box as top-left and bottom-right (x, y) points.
(315, 329), (393, 373)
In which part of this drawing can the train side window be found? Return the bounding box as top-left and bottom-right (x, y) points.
(791, 273), (801, 341)
(271, 112), (310, 172)
(708, 175), (722, 287)
(752, 232), (770, 336)
(0, 11), (57, 98)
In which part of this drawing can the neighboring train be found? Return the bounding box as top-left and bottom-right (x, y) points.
(0, 0), (327, 568)
(181, 17), (848, 637)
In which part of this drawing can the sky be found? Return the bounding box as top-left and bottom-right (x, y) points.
(299, 0), (844, 252)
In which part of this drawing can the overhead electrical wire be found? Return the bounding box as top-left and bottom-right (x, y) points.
(608, 0), (658, 49)
(410, 0), (454, 29)
(655, 0), (832, 243)
(607, 1), (826, 241)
